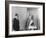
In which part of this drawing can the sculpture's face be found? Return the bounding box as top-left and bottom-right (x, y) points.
(29, 16), (32, 20)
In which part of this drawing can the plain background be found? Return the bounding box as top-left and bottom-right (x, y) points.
(0, 0), (46, 38)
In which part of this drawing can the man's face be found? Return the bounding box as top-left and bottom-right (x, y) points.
(16, 16), (19, 20)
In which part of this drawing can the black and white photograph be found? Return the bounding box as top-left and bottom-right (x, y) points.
(5, 1), (45, 37)
(12, 5), (40, 31)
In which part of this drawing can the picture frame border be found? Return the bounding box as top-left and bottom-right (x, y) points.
(5, 1), (45, 37)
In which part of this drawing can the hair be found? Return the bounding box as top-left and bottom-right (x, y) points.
(15, 13), (18, 16)
(31, 15), (33, 19)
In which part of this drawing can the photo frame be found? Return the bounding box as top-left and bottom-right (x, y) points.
(5, 1), (45, 37)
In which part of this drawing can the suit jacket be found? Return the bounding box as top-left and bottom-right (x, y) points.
(13, 18), (19, 31)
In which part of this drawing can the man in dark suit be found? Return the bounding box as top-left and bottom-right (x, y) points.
(13, 14), (19, 31)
